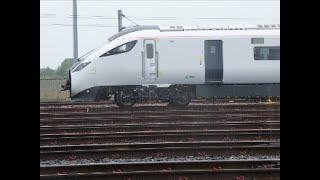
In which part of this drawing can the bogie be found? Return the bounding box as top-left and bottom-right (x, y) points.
(100, 85), (193, 107)
(114, 88), (137, 107)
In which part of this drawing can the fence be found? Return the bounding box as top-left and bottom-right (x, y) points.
(40, 78), (70, 102)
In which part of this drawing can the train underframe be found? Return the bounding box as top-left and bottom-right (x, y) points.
(96, 85), (195, 107)
(69, 83), (280, 107)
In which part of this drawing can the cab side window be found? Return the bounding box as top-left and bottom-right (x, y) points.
(100, 40), (137, 57)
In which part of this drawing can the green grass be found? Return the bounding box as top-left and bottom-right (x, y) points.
(40, 79), (70, 102)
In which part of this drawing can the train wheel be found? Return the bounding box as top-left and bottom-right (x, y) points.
(114, 90), (136, 107)
(170, 90), (191, 107)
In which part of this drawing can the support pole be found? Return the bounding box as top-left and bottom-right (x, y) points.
(118, 10), (124, 32)
(73, 0), (78, 64)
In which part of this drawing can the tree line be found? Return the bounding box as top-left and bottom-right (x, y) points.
(40, 58), (73, 79)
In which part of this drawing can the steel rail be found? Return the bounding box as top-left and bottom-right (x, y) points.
(41, 159), (280, 179)
(40, 168), (280, 180)
(40, 109), (280, 116)
(40, 120), (280, 127)
(40, 131), (280, 145)
(40, 142), (280, 160)
(40, 116), (279, 125)
(40, 124), (279, 135)
(40, 105), (280, 112)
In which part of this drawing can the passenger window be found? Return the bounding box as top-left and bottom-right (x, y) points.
(146, 43), (154, 59)
(254, 46), (280, 60)
(100, 40), (137, 57)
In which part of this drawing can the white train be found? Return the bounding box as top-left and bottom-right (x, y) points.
(63, 24), (280, 107)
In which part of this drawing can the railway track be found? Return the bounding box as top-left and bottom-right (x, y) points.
(40, 104), (279, 113)
(40, 129), (279, 145)
(40, 110), (279, 119)
(41, 159), (280, 180)
(40, 116), (279, 125)
(40, 125), (279, 135)
(40, 140), (279, 161)
(40, 101), (280, 179)
(40, 104), (280, 112)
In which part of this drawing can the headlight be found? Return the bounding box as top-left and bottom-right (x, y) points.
(72, 62), (91, 72)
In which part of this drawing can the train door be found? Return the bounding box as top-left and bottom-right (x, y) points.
(142, 39), (158, 84)
(204, 40), (223, 82)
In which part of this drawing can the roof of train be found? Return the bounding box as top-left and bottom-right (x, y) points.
(109, 24), (279, 44)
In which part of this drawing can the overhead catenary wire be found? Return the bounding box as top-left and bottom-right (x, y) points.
(40, 5), (279, 28)
(41, 15), (275, 27)
(40, 14), (270, 20)
(41, 23), (118, 27)
(40, 0), (280, 1)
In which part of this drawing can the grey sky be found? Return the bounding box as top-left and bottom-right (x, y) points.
(40, 0), (280, 69)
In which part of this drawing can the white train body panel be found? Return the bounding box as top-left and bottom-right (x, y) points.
(69, 26), (279, 97)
